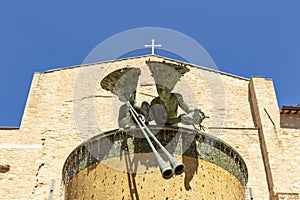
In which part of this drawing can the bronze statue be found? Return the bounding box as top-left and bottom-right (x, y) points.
(146, 60), (205, 128)
(118, 91), (151, 128)
(100, 61), (205, 129)
(100, 67), (150, 129)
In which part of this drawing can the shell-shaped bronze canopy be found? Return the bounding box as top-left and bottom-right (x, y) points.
(146, 60), (190, 90)
(100, 67), (141, 101)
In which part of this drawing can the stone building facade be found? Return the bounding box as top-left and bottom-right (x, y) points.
(0, 54), (299, 199)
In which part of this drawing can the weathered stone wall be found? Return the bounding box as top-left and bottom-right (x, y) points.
(275, 128), (300, 194)
(281, 114), (300, 129)
(249, 77), (300, 199)
(0, 55), (299, 199)
(0, 129), (41, 199)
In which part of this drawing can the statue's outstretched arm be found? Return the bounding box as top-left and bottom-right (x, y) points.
(174, 93), (191, 113)
(173, 93), (206, 127)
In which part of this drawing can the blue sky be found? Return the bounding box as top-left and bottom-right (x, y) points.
(0, 1), (299, 126)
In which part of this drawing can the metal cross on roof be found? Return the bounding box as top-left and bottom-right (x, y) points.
(144, 39), (162, 55)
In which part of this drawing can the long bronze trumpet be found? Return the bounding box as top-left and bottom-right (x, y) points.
(126, 102), (185, 179)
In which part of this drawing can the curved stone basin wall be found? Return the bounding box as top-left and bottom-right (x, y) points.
(63, 126), (248, 199)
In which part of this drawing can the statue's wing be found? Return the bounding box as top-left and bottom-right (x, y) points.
(100, 67), (141, 101)
(146, 60), (189, 90)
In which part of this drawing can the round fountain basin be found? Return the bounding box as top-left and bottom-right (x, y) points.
(63, 126), (248, 199)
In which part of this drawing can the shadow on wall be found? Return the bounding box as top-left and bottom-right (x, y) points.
(119, 131), (200, 198)
(182, 140), (199, 190)
(121, 138), (140, 200)
(280, 114), (300, 129)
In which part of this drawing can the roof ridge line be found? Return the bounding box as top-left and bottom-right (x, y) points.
(41, 54), (250, 81)
(152, 55), (250, 81)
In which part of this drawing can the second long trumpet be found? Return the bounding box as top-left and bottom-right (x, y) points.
(126, 102), (185, 179)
